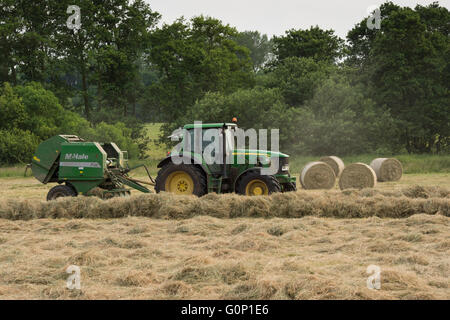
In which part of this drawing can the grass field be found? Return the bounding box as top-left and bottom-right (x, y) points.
(0, 124), (448, 299)
(0, 172), (448, 299)
(0, 214), (448, 300)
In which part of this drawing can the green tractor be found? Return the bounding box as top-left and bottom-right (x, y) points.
(154, 122), (296, 196)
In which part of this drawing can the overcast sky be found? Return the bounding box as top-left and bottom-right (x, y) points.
(145, 0), (449, 39)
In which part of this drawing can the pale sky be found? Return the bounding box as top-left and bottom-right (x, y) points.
(145, 0), (449, 39)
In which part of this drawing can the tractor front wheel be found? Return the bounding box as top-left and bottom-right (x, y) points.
(236, 172), (281, 196)
(155, 164), (207, 197)
(47, 185), (77, 201)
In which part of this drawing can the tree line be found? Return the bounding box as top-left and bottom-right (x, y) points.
(0, 1), (448, 163)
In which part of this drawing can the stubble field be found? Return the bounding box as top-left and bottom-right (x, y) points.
(0, 173), (448, 300)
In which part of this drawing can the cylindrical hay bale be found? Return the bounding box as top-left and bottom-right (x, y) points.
(370, 158), (403, 182)
(339, 163), (377, 190)
(319, 156), (345, 177)
(300, 161), (336, 190)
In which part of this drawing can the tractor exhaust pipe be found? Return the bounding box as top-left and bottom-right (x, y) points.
(222, 124), (227, 179)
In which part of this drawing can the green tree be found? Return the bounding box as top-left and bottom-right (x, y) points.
(0, 0), (55, 85)
(347, 2), (450, 153)
(0, 0), (21, 84)
(234, 31), (273, 72)
(262, 57), (335, 107)
(50, 0), (159, 120)
(0, 83), (27, 129)
(272, 26), (344, 64)
(299, 76), (399, 155)
(13, 82), (70, 139)
(187, 75), (398, 155)
(146, 16), (254, 136)
(186, 87), (302, 150)
(0, 82), (143, 163)
(0, 129), (40, 164)
(92, 0), (159, 117)
(346, 2), (401, 69)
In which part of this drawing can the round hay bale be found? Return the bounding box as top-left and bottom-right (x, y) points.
(300, 162), (336, 190)
(370, 158), (403, 182)
(339, 163), (377, 190)
(319, 156), (345, 177)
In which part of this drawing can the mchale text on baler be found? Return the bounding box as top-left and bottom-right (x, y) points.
(30, 123), (297, 201)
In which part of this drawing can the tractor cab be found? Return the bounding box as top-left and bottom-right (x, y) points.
(179, 123), (236, 158)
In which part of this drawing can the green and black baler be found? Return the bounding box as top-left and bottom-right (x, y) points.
(31, 135), (154, 200)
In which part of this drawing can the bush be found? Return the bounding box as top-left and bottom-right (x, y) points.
(183, 87), (301, 150)
(293, 76), (400, 155)
(181, 74), (400, 156)
(13, 82), (67, 140)
(58, 112), (143, 159)
(262, 57), (335, 107)
(0, 129), (40, 164)
(0, 82), (142, 163)
(86, 122), (140, 159)
(0, 83), (27, 129)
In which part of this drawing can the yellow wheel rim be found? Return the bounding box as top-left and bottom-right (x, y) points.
(165, 171), (194, 195)
(245, 179), (269, 196)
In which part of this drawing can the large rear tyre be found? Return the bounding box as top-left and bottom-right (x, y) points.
(155, 164), (207, 197)
(47, 185), (77, 201)
(282, 182), (297, 192)
(236, 171), (281, 196)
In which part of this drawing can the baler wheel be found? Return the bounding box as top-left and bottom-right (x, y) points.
(47, 185), (77, 201)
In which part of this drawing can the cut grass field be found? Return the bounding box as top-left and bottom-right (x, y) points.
(0, 124), (448, 299)
(0, 173), (448, 299)
(0, 214), (448, 299)
(0, 172), (448, 201)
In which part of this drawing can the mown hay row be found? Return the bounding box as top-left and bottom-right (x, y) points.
(0, 186), (448, 221)
(351, 185), (449, 199)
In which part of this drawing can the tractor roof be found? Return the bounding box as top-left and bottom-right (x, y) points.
(183, 123), (237, 129)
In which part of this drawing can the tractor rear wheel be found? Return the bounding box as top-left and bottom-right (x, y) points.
(282, 182), (297, 192)
(236, 171), (281, 196)
(155, 164), (207, 197)
(47, 185), (77, 201)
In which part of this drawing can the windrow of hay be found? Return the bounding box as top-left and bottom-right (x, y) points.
(339, 163), (377, 190)
(370, 158), (403, 182)
(353, 185), (450, 199)
(0, 186), (448, 221)
(319, 156), (345, 177)
(300, 162), (336, 190)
